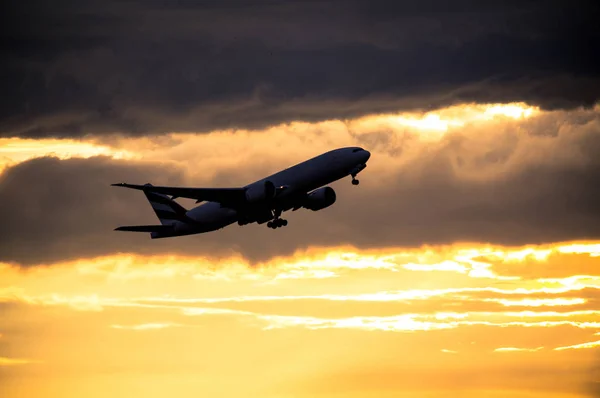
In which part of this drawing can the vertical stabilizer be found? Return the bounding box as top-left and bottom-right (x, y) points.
(142, 183), (188, 225)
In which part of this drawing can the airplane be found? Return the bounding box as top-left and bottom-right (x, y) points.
(111, 146), (371, 238)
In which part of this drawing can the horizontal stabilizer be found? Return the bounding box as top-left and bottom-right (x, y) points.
(115, 225), (173, 233)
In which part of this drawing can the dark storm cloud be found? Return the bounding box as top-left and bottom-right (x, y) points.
(1, 0), (599, 138)
(1, 108), (600, 265)
(0, 157), (187, 263)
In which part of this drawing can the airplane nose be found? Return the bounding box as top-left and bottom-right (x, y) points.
(363, 150), (371, 162)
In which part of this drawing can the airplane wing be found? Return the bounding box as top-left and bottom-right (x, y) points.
(111, 183), (247, 207)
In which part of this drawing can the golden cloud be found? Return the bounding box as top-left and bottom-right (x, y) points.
(110, 323), (184, 331)
(0, 137), (137, 174)
(0, 101), (554, 181)
(1, 101), (599, 397)
(0, 357), (43, 366)
(0, 241), (598, 398)
(554, 340), (600, 351)
(494, 347), (545, 352)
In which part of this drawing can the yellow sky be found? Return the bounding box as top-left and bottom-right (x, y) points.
(1, 241), (599, 398)
(1, 102), (599, 398)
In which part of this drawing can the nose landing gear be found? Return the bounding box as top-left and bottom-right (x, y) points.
(350, 163), (366, 186)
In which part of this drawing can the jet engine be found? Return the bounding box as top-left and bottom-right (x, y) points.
(245, 180), (276, 203)
(303, 187), (336, 211)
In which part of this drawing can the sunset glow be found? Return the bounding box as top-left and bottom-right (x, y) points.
(3, 1), (599, 396)
(0, 138), (138, 172)
(0, 102), (542, 173)
(1, 101), (598, 397)
(1, 239), (599, 397)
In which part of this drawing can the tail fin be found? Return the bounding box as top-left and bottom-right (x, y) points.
(142, 183), (188, 225)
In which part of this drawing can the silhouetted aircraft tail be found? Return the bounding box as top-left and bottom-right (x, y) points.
(141, 183), (188, 225)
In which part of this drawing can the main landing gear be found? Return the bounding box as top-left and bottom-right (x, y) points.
(267, 218), (288, 229)
(352, 177), (360, 185)
(267, 209), (288, 229)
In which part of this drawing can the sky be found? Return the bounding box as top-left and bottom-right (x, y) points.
(1, 1), (600, 397)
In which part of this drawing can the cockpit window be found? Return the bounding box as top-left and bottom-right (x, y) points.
(352, 148), (362, 153)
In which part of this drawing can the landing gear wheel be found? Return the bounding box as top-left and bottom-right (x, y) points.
(267, 218), (288, 228)
(352, 179), (360, 185)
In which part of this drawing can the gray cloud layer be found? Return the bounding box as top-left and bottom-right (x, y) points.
(1, 0), (599, 138)
(1, 108), (599, 265)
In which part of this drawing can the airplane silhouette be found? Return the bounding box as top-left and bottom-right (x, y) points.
(112, 146), (370, 238)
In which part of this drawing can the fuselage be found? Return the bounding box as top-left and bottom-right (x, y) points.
(167, 147), (370, 235)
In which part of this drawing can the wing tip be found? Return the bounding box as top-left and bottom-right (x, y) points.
(111, 183), (144, 190)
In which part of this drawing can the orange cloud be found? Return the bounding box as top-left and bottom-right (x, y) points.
(1, 241), (599, 398)
(110, 323), (184, 331)
(0, 137), (137, 173)
(494, 347), (545, 352)
(554, 340), (600, 351)
(0, 101), (551, 181)
(0, 357), (43, 366)
(2, 93), (600, 398)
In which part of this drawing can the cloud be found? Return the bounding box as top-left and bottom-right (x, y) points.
(1, 1), (599, 138)
(554, 340), (600, 351)
(0, 357), (42, 366)
(441, 349), (458, 354)
(494, 347), (544, 352)
(110, 323), (183, 331)
(0, 241), (597, 397)
(4, 280), (600, 329)
(0, 156), (188, 264)
(179, 311), (600, 333)
(1, 105), (599, 265)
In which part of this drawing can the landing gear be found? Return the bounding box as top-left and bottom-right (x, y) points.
(351, 163), (366, 186)
(267, 208), (287, 229)
(267, 218), (288, 229)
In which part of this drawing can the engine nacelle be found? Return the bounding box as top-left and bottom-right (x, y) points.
(303, 187), (336, 211)
(245, 180), (276, 203)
